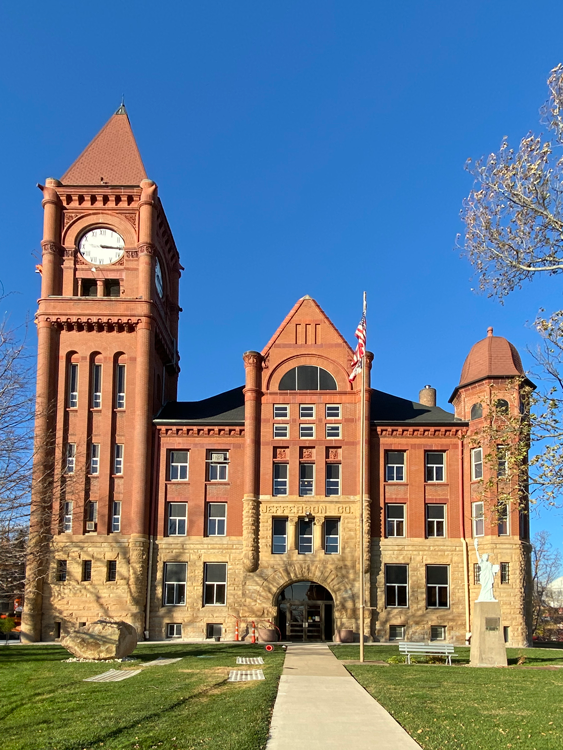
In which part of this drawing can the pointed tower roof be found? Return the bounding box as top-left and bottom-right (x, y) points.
(61, 105), (147, 185)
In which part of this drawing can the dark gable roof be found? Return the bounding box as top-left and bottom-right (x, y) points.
(155, 386), (245, 425)
(370, 389), (465, 424)
(155, 386), (465, 426)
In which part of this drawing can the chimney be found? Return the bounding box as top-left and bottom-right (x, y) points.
(419, 385), (436, 407)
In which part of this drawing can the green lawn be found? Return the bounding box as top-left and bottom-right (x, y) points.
(0, 642), (284, 750)
(331, 645), (563, 750)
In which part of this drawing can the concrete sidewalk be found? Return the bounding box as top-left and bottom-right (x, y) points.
(266, 644), (421, 749)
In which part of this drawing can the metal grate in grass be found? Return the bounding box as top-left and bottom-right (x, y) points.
(84, 669), (142, 683)
(228, 669), (265, 682)
(140, 658), (182, 667)
(236, 657), (264, 665)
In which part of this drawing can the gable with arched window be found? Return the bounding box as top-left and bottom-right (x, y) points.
(279, 365), (337, 391)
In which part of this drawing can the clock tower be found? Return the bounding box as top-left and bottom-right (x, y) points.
(22, 105), (181, 642)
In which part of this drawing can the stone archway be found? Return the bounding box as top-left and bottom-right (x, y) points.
(253, 563), (358, 638)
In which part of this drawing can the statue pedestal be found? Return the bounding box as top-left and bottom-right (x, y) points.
(470, 601), (507, 667)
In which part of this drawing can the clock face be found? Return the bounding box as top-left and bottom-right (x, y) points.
(155, 258), (164, 297)
(78, 228), (125, 265)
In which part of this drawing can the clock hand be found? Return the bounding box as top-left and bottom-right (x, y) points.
(100, 245), (122, 249)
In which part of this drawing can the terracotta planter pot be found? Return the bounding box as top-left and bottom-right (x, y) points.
(258, 628), (278, 642)
(339, 629), (354, 643)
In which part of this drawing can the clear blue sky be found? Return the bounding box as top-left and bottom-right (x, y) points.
(2, 1), (563, 546)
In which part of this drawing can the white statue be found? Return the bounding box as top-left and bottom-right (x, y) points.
(474, 539), (499, 602)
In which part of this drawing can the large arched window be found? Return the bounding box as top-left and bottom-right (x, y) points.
(279, 365), (337, 391)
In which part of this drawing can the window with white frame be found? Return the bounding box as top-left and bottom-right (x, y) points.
(111, 501), (121, 533)
(92, 363), (102, 408)
(273, 464), (288, 496)
(63, 501), (73, 533)
(116, 363), (126, 409)
(298, 518), (313, 553)
(325, 404), (341, 419)
(163, 562), (187, 605)
(204, 563), (227, 605)
(389, 625), (406, 640)
(385, 565), (408, 607)
(431, 625), (446, 641)
(274, 404), (289, 419)
(426, 565), (449, 608)
(497, 446), (508, 478)
(325, 464), (341, 496)
(325, 424), (341, 439)
(386, 451), (406, 482)
(299, 464), (314, 496)
(426, 452), (445, 482)
(207, 503), (226, 536)
(86, 502), (98, 532)
(299, 424), (315, 439)
(167, 623), (182, 638)
(68, 363), (78, 408)
(299, 404), (315, 419)
(169, 450), (188, 481)
(272, 518), (288, 554)
(66, 443), (76, 474)
(207, 451), (229, 481)
(114, 444), (124, 475)
(168, 503), (187, 536)
(426, 504), (446, 537)
(471, 447), (483, 481)
(386, 504), (405, 537)
(497, 503), (509, 535)
(324, 518), (339, 554)
(474, 563), (481, 585)
(90, 443), (100, 475)
(472, 501), (484, 537)
(274, 424), (289, 439)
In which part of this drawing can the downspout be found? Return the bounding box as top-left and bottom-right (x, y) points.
(459, 436), (471, 644)
(144, 428), (159, 639)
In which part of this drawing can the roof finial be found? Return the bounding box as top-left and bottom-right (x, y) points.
(115, 95), (126, 115)
(487, 326), (494, 337)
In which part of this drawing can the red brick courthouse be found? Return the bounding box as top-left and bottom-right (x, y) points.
(22, 108), (532, 646)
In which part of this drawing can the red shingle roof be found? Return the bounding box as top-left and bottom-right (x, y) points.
(61, 106), (147, 186)
(458, 327), (524, 388)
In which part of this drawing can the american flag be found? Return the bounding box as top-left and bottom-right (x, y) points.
(349, 302), (367, 383)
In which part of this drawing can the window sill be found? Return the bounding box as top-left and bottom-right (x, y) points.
(163, 604), (187, 607)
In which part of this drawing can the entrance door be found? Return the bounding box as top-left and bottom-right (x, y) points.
(277, 581), (334, 642)
(287, 603), (324, 642)
(287, 605), (306, 641)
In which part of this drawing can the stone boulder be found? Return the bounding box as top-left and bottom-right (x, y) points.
(61, 619), (137, 660)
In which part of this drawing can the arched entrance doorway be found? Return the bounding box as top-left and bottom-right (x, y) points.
(277, 581), (334, 642)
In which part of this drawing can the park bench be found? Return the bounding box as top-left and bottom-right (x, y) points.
(399, 641), (455, 665)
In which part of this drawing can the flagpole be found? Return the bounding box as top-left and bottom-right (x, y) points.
(359, 291), (367, 664)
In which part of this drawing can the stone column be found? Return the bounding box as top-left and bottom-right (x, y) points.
(137, 179), (157, 300)
(288, 516), (298, 552)
(131, 320), (152, 534)
(21, 319), (57, 643)
(314, 516), (324, 554)
(242, 351), (262, 572)
(38, 180), (62, 298)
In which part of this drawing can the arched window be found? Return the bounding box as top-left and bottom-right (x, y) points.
(279, 365), (337, 391)
(470, 403), (483, 420)
(495, 399), (509, 415)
